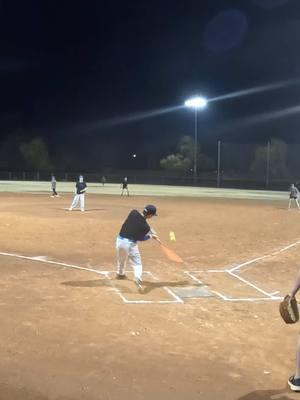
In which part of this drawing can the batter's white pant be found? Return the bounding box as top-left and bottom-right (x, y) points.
(70, 194), (85, 211)
(116, 236), (143, 280)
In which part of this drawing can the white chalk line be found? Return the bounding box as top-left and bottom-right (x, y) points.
(229, 239), (300, 273)
(184, 270), (243, 301)
(146, 271), (184, 303)
(184, 239), (300, 302)
(186, 269), (282, 302)
(0, 251), (109, 275)
(164, 287), (184, 303)
(2, 238), (295, 304)
(186, 270), (283, 302)
(0, 251), (182, 304)
(105, 271), (182, 304)
(184, 270), (244, 301)
(228, 271), (272, 298)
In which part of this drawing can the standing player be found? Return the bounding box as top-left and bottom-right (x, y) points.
(288, 184), (300, 210)
(69, 175), (87, 212)
(101, 176), (106, 186)
(50, 175), (59, 197)
(121, 177), (129, 196)
(116, 204), (160, 292)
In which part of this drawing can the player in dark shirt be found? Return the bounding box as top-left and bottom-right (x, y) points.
(121, 177), (129, 196)
(116, 204), (160, 291)
(69, 175), (87, 212)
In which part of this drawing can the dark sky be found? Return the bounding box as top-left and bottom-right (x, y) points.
(1, 0), (300, 170)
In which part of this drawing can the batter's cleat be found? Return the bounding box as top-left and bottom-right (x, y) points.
(134, 278), (144, 293)
(116, 274), (127, 280)
(51, 195), (55, 198)
(68, 208), (72, 211)
(288, 376), (300, 391)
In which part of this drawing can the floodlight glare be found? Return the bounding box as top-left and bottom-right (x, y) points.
(184, 95), (207, 183)
(184, 96), (207, 109)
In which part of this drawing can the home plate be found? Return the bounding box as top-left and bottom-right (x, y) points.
(170, 285), (213, 298)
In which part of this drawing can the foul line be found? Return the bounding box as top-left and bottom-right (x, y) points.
(0, 251), (108, 275)
(229, 239), (300, 273)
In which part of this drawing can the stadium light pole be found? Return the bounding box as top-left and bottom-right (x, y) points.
(184, 96), (207, 182)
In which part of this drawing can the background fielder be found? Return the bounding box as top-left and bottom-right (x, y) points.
(50, 175), (59, 197)
(121, 177), (129, 196)
(288, 184), (300, 210)
(69, 175), (87, 212)
(116, 204), (160, 291)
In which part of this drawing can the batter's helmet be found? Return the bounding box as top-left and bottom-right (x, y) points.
(144, 204), (157, 216)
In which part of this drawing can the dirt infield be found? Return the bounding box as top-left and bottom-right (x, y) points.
(1, 192), (300, 399)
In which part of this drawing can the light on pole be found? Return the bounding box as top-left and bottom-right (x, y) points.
(184, 96), (207, 182)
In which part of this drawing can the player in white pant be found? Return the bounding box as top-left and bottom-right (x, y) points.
(50, 175), (59, 197)
(116, 237), (143, 281)
(69, 175), (87, 212)
(116, 204), (160, 292)
(288, 184), (300, 210)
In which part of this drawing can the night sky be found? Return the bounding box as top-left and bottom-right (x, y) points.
(1, 0), (300, 170)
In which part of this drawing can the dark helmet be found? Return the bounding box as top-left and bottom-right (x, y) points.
(143, 204), (157, 216)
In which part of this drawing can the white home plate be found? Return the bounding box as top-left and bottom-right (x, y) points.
(171, 286), (213, 298)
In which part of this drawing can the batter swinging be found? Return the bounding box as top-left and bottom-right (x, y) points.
(116, 204), (160, 292)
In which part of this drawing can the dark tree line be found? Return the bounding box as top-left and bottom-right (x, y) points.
(0, 133), (297, 178)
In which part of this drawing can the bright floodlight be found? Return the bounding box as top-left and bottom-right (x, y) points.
(184, 96), (207, 109)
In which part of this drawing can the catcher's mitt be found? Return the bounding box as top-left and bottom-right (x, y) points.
(279, 295), (299, 324)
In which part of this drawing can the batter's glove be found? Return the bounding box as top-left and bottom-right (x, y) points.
(279, 295), (299, 324)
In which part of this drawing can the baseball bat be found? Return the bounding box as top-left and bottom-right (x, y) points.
(153, 237), (183, 263)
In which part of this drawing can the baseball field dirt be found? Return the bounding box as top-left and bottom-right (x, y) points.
(0, 192), (300, 399)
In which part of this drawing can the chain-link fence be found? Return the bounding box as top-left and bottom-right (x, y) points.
(1, 141), (299, 190)
(0, 170), (216, 187)
(219, 141), (300, 190)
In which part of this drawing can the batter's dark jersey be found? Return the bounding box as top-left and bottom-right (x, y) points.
(119, 210), (150, 242)
(76, 182), (87, 194)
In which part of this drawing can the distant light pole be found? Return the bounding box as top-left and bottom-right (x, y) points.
(184, 96), (207, 182)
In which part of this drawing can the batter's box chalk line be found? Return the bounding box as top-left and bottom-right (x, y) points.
(106, 271), (183, 304)
(1, 238), (298, 303)
(185, 271), (281, 302)
(0, 251), (183, 304)
(184, 239), (300, 302)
